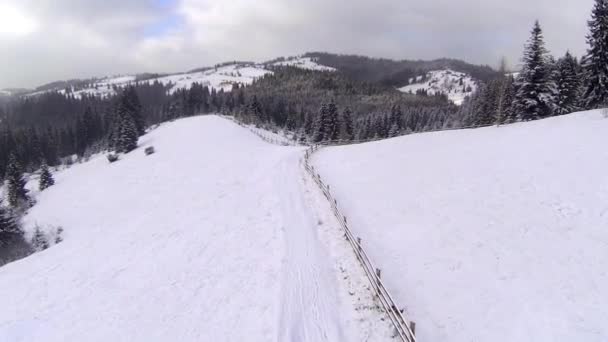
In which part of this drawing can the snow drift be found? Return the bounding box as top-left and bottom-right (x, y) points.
(312, 110), (608, 342)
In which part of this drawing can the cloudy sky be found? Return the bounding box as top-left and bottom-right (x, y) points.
(0, 0), (595, 89)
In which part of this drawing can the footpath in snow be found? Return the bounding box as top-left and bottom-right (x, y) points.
(0, 115), (391, 342)
(312, 109), (608, 342)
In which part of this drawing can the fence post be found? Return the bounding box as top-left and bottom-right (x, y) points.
(375, 268), (382, 295)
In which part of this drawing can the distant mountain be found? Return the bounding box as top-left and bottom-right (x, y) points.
(13, 52), (497, 104)
(304, 52), (500, 86)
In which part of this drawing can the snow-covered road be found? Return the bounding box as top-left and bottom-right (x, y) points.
(0, 115), (389, 342)
(275, 152), (346, 341)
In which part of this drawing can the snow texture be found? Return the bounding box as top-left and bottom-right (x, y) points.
(313, 110), (608, 342)
(398, 69), (477, 105)
(0, 115), (392, 342)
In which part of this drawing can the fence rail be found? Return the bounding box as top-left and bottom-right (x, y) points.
(304, 145), (417, 342)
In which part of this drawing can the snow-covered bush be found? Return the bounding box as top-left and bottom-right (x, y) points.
(30, 225), (64, 252)
(107, 153), (119, 163)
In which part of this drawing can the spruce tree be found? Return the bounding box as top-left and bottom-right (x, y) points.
(325, 102), (340, 142)
(0, 200), (22, 246)
(313, 104), (328, 143)
(582, 0), (608, 109)
(39, 161), (55, 191)
(116, 113), (138, 153)
(513, 21), (554, 121)
(123, 86), (145, 135)
(554, 52), (581, 115)
(4, 154), (30, 208)
(342, 107), (354, 141)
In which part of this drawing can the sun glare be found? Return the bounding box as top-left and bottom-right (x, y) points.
(0, 4), (37, 36)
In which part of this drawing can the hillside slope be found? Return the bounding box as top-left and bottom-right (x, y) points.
(313, 110), (608, 342)
(0, 116), (390, 342)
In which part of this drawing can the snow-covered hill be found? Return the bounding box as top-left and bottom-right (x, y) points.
(398, 69), (477, 105)
(27, 63), (273, 99)
(24, 57), (335, 99)
(0, 115), (393, 342)
(313, 110), (608, 342)
(272, 56), (336, 71)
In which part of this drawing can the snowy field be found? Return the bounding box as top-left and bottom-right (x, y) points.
(0, 115), (392, 342)
(398, 69), (477, 105)
(313, 110), (608, 342)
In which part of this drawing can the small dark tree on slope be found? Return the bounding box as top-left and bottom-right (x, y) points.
(582, 0), (608, 109)
(5, 154), (30, 209)
(39, 161), (55, 191)
(325, 101), (340, 141)
(341, 107), (354, 141)
(0, 201), (22, 246)
(313, 104), (328, 143)
(513, 21), (554, 121)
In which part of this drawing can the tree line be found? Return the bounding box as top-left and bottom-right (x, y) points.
(461, 0), (608, 126)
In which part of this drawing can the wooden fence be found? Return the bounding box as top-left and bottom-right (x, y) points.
(303, 145), (417, 342)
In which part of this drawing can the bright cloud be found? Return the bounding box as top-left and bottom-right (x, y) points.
(0, 4), (38, 36)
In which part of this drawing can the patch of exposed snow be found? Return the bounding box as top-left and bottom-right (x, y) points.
(399, 69), (477, 105)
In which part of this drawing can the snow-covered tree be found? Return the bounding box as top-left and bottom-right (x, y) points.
(114, 110), (139, 153)
(513, 21), (555, 120)
(553, 52), (582, 115)
(582, 0), (608, 109)
(5, 154), (30, 209)
(31, 227), (49, 251)
(0, 200), (22, 246)
(39, 161), (55, 191)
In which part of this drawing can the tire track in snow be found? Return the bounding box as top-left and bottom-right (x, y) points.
(275, 150), (347, 342)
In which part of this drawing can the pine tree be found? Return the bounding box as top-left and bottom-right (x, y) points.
(582, 0), (608, 109)
(342, 107), (354, 141)
(313, 104), (328, 143)
(4, 154), (30, 208)
(0, 200), (22, 246)
(513, 21), (554, 121)
(388, 123), (399, 137)
(123, 86), (145, 135)
(389, 105), (403, 131)
(325, 101), (340, 141)
(554, 52), (582, 115)
(115, 113), (138, 153)
(39, 161), (55, 191)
